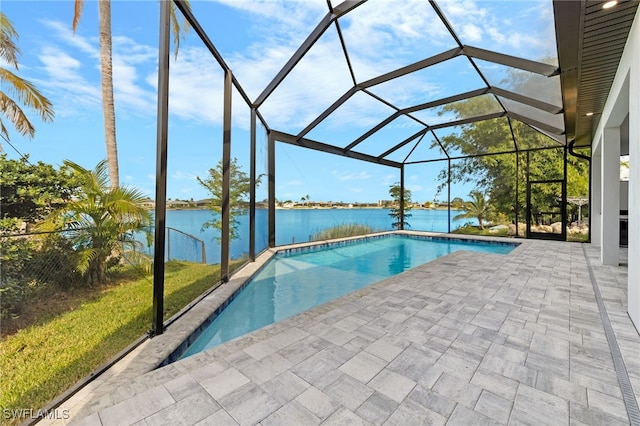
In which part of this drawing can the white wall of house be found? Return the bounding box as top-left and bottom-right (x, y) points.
(592, 5), (639, 332)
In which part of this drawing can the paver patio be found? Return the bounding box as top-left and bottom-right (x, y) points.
(39, 236), (638, 425)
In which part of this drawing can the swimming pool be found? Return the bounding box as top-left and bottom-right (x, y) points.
(180, 234), (516, 359)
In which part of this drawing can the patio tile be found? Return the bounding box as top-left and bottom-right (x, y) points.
(323, 373), (375, 412)
(295, 386), (340, 420)
(368, 369), (416, 403)
(193, 409), (239, 426)
(98, 385), (175, 426)
(511, 384), (569, 426)
(585, 389), (628, 422)
(479, 354), (538, 387)
(433, 349), (481, 382)
(199, 367), (250, 400)
(446, 404), (502, 426)
(474, 390), (513, 424)
(187, 359), (229, 383)
(432, 372), (483, 409)
(387, 344), (442, 386)
(569, 402), (630, 426)
(343, 335), (376, 353)
(290, 357), (343, 390)
(486, 342), (527, 365)
(277, 336), (329, 364)
(141, 389), (219, 426)
(47, 242), (637, 426)
(217, 382), (281, 425)
(364, 336), (406, 362)
(312, 343), (356, 368)
(260, 370), (310, 405)
(233, 352), (292, 385)
(530, 333), (570, 360)
(356, 392), (398, 426)
(260, 400), (321, 426)
(334, 316), (369, 333)
(383, 398), (446, 426)
(525, 352), (570, 379)
(407, 385), (457, 417)
(339, 351), (387, 384)
(322, 407), (369, 426)
(535, 372), (588, 405)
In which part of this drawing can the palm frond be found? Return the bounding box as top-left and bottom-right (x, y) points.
(0, 12), (20, 67)
(0, 68), (54, 122)
(72, 0), (84, 33)
(169, 1), (192, 60)
(76, 247), (98, 274)
(0, 117), (9, 141)
(0, 90), (36, 138)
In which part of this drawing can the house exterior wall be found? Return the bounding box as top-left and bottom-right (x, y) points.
(592, 6), (640, 331)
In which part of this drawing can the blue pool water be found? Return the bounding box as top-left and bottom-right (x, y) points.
(180, 235), (515, 358)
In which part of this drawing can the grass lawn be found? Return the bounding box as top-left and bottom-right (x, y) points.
(0, 260), (240, 424)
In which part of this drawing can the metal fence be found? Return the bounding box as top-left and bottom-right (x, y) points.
(1, 226), (206, 320)
(159, 227), (206, 264)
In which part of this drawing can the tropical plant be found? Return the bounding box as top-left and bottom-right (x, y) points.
(71, 0), (191, 187)
(388, 182), (412, 230)
(453, 190), (493, 229)
(38, 160), (152, 285)
(0, 12), (54, 146)
(451, 197), (465, 209)
(197, 158), (261, 242)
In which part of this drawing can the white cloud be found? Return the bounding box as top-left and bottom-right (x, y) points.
(462, 24), (483, 42)
(486, 27), (506, 45)
(37, 46), (101, 117)
(171, 170), (199, 180)
(382, 173), (398, 186)
(36, 20), (159, 120)
(331, 170), (372, 181)
(32, 0), (558, 148)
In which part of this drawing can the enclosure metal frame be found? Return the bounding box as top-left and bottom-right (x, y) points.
(147, 0), (621, 336)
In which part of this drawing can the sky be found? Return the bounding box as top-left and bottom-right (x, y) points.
(2, 0), (560, 204)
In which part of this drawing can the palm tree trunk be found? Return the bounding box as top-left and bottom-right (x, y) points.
(98, 0), (119, 188)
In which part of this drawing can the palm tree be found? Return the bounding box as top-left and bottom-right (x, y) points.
(0, 12), (54, 147)
(39, 159), (152, 285)
(72, 0), (191, 188)
(453, 190), (493, 229)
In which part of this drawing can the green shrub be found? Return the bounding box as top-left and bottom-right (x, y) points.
(311, 223), (375, 241)
(0, 234), (82, 319)
(30, 234), (82, 289)
(0, 236), (37, 319)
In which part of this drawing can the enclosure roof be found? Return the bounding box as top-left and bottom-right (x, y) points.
(177, 0), (638, 166)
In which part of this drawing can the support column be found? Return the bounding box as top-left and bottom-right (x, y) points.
(601, 128), (620, 266)
(220, 71), (232, 282)
(268, 132), (276, 247)
(591, 142), (602, 246)
(249, 109), (256, 261)
(628, 55), (639, 330)
(400, 166), (405, 230)
(447, 159), (451, 234)
(151, 0), (170, 336)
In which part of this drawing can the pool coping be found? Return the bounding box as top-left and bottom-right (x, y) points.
(69, 230), (525, 395)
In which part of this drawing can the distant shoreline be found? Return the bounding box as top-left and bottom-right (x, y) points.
(155, 205), (456, 211)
